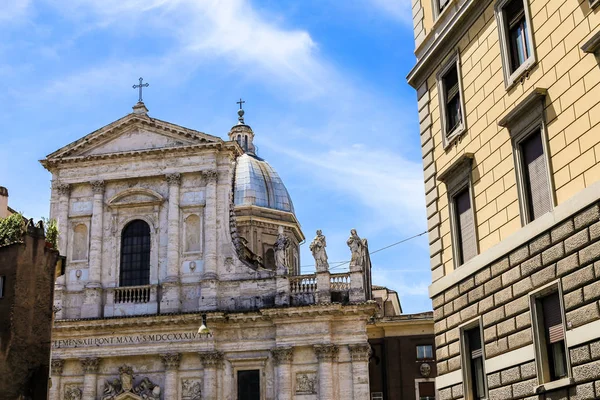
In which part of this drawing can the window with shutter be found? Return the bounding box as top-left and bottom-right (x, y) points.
(454, 188), (477, 265)
(540, 292), (567, 380)
(437, 55), (466, 146)
(462, 324), (487, 400)
(419, 382), (436, 400)
(520, 130), (552, 222)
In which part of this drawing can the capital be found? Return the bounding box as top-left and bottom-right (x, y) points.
(349, 343), (371, 361)
(160, 353), (181, 370)
(51, 359), (64, 375)
(199, 351), (224, 368)
(203, 170), (218, 183)
(165, 173), (181, 186)
(80, 357), (100, 373)
(55, 183), (71, 197)
(314, 344), (339, 361)
(90, 180), (105, 194)
(271, 347), (294, 365)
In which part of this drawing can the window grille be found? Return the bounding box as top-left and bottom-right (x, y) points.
(119, 220), (151, 287)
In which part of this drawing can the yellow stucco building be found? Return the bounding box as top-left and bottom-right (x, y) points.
(408, 0), (600, 398)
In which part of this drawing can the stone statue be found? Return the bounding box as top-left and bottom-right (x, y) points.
(101, 379), (121, 400)
(135, 377), (161, 399)
(100, 366), (161, 400)
(309, 230), (329, 272)
(347, 229), (367, 270)
(274, 226), (290, 274)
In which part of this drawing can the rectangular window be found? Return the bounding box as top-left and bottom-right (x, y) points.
(0, 276), (4, 298)
(437, 55), (466, 147)
(532, 289), (569, 383)
(519, 130), (553, 222)
(238, 370), (260, 400)
(417, 345), (434, 359)
(461, 324), (487, 400)
(454, 187), (477, 265)
(419, 382), (436, 400)
(496, 0), (536, 88)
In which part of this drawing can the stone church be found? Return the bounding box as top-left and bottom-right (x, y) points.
(43, 98), (376, 400)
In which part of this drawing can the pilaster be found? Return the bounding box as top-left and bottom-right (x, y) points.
(82, 180), (104, 318)
(161, 352), (181, 398)
(80, 357), (99, 399)
(54, 182), (70, 294)
(199, 351), (223, 400)
(349, 343), (371, 399)
(49, 359), (64, 400)
(203, 170), (218, 280)
(272, 347), (294, 400)
(161, 173), (182, 313)
(314, 344), (339, 399)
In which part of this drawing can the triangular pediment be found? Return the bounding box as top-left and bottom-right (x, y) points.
(45, 112), (223, 160)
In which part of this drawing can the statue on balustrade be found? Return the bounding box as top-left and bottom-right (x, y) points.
(274, 226), (290, 275)
(309, 229), (329, 272)
(347, 229), (368, 271)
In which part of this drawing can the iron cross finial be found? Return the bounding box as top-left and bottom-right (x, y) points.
(132, 77), (150, 103)
(237, 98), (245, 110)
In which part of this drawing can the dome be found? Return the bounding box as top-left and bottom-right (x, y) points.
(234, 153), (295, 213)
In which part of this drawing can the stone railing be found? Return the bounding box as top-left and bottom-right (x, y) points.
(114, 285), (152, 304)
(104, 285), (158, 317)
(289, 275), (317, 294)
(330, 273), (350, 291)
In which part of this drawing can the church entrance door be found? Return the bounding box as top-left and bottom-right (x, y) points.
(237, 370), (260, 400)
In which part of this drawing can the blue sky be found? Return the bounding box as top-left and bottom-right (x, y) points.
(0, 0), (432, 312)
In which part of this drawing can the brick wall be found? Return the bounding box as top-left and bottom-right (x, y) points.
(433, 202), (600, 399)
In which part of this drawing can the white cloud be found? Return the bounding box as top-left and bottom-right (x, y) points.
(0, 0), (30, 22)
(367, 0), (413, 26)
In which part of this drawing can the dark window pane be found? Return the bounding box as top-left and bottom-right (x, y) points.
(443, 65), (462, 135)
(419, 382), (435, 398)
(505, 0), (530, 72)
(119, 220), (151, 287)
(521, 130), (552, 221)
(238, 370), (260, 400)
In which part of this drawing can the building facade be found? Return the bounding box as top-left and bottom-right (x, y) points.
(408, 0), (600, 399)
(42, 102), (377, 400)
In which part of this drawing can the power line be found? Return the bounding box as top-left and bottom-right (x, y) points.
(300, 230), (427, 271)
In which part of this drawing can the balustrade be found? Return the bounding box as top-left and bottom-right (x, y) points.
(330, 273), (350, 291)
(114, 285), (152, 304)
(289, 275), (317, 294)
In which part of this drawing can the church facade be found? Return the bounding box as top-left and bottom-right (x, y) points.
(43, 101), (376, 400)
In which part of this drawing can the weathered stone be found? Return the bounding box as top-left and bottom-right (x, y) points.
(475, 267), (491, 286)
(484, 325), (497, 342)
(565, 289), (584, 311)
(448, 340), (461, 357)
(491, 257), (510, 277)
(513, 276), (533, 297)
(567, 302), (600, 329)
(459, 277), (475, 294)
(532, 264), (556, 287)
(500, 365), (521, 384)
(436, 345), (449, 360)
(509, 247), (529, 267)
(530, 233), (551, 255)
(485, 276), (502, 296)
(566, 229), (591, 254)
(502, 265), (521, 286)
(569, 382), (596, 400)
(447, 355), (461, 371)
(590, 221), (600, 241)
(557, 252), (580, 276)
(552, 219), (575, 243)
(563, 265), (595, 292)
(460, 303), (478, 321)
(543, 242), (565, 266)
(446, 327), (460, 344)
(454, 293), (468, 311)
(436, 333), (447, 348)
(483, 306), (505, 327)
(520, 361), (536, 379)
(435, 319), (447, 332)
(521, 254), (542, 276)
(444, 302), (455, 317)
(584, 280), (600, 302)
(505, 296), (529, 318)
(494, 286), (513, 306)
(516, 311), (531, 329)
(479, 295), (495, 313)
(437, 360), (448, 374)
(497, 317), (516, 337)
(447, 312), (462, 329)
(439, 387), (452, 400)
(591, 340), (600, 360)
(571, 345), (592, 366)
(488, 384), (512, 400)
(451, 383), (463, 399)
(595, 262), (600, 280)
(573, 359), (600, 383)
(432, 294), (445, 309)
(485, 337), (508, 358)
(487, 372), (501, 389)
(580, 241), (600, 266)
(545, 388), (568, 400)
(445, 286), (460, 302)
(508, 329), (532, 349)
(574, 205), (600, 230)
(468, 285), (484, 303)
(512, 378), (536, 398)
(433, 307), (444, 321)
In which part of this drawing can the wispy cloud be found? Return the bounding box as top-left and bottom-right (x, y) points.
(367, 0), (413, 26)
(0, 0), (30, 22)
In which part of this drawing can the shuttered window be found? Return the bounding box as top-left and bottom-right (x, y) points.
(520, 130), (552, 222)
(454, 188), (477, 265)
(443, 65), (462, 136)
(464, 326), (486, 400)
(540, 292), (567, 380)
(419, 382), (436, 400)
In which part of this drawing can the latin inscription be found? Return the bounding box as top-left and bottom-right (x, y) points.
(52, 332), (200, 349)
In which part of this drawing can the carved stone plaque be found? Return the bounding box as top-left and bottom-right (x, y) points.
(181, 379), (202, 400)
(295, 372), (317, 394)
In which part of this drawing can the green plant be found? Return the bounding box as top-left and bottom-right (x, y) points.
(0, 212), (25, 246)
(42, 217), (59, 249)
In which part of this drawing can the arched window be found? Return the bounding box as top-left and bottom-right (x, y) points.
(72, 223), (88, 261)
(120, 220), (151, 287)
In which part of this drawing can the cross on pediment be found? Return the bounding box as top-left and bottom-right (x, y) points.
(132, 77), (150, 103)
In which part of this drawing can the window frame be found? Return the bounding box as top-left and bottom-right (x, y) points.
(437, 53), (467, 148)
(119, 219), (152, 287)
(416, 344), (434, 360)
(432, 0), (452, 20)
(529, 281), (572, 388)
(459, 317), (488, 400)
(495, 0), (537, 89)
(590, 0), (600, 9)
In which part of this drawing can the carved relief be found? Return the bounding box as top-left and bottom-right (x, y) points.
(420, 363), (431, 377)
(181, 379), (202, 400)
(51, 359), (64, 375)
(295, 372), (317, 394)
(91, 180), (105, 194)
(271, 347), (293, 365)
(314, 344), (339, 361)
(198, 351), (224, 368)
(72, 223), (89, 261)
(184, 214), (201, 252)
(101, 365), (161, 400)
(166, 173), (181, 186)
(64, 385), (82, 400)
(160, 353), (181, 370)
(56, 183), (71, 197)
(349, 343), (371, 361)
(202, 170), (218, 183)
(80, 357), (99, 373)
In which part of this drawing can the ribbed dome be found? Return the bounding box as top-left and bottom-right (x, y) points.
(234, 153), (295, 213)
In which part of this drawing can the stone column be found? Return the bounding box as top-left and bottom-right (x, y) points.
(161, 173), (182, 313)
(80, 357), (99, 399)
(202, 170), (218, 280)
(314, 344), (338, 399)
(349, 343), (371, 400)
(49, 359), (64, 400)
(161, 353), (181, 398)
(54, 183), (70, 317)
(272, 347), (294, 400)
(82, 180), (104, 318)
(199, 351), (223, 400)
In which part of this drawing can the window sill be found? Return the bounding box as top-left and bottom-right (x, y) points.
(534, 377), (575, 394)
(505, 57), (536, 91)
(443, 124), (466, 150)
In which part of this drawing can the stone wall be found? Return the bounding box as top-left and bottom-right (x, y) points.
(433, 202), (600, 399)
